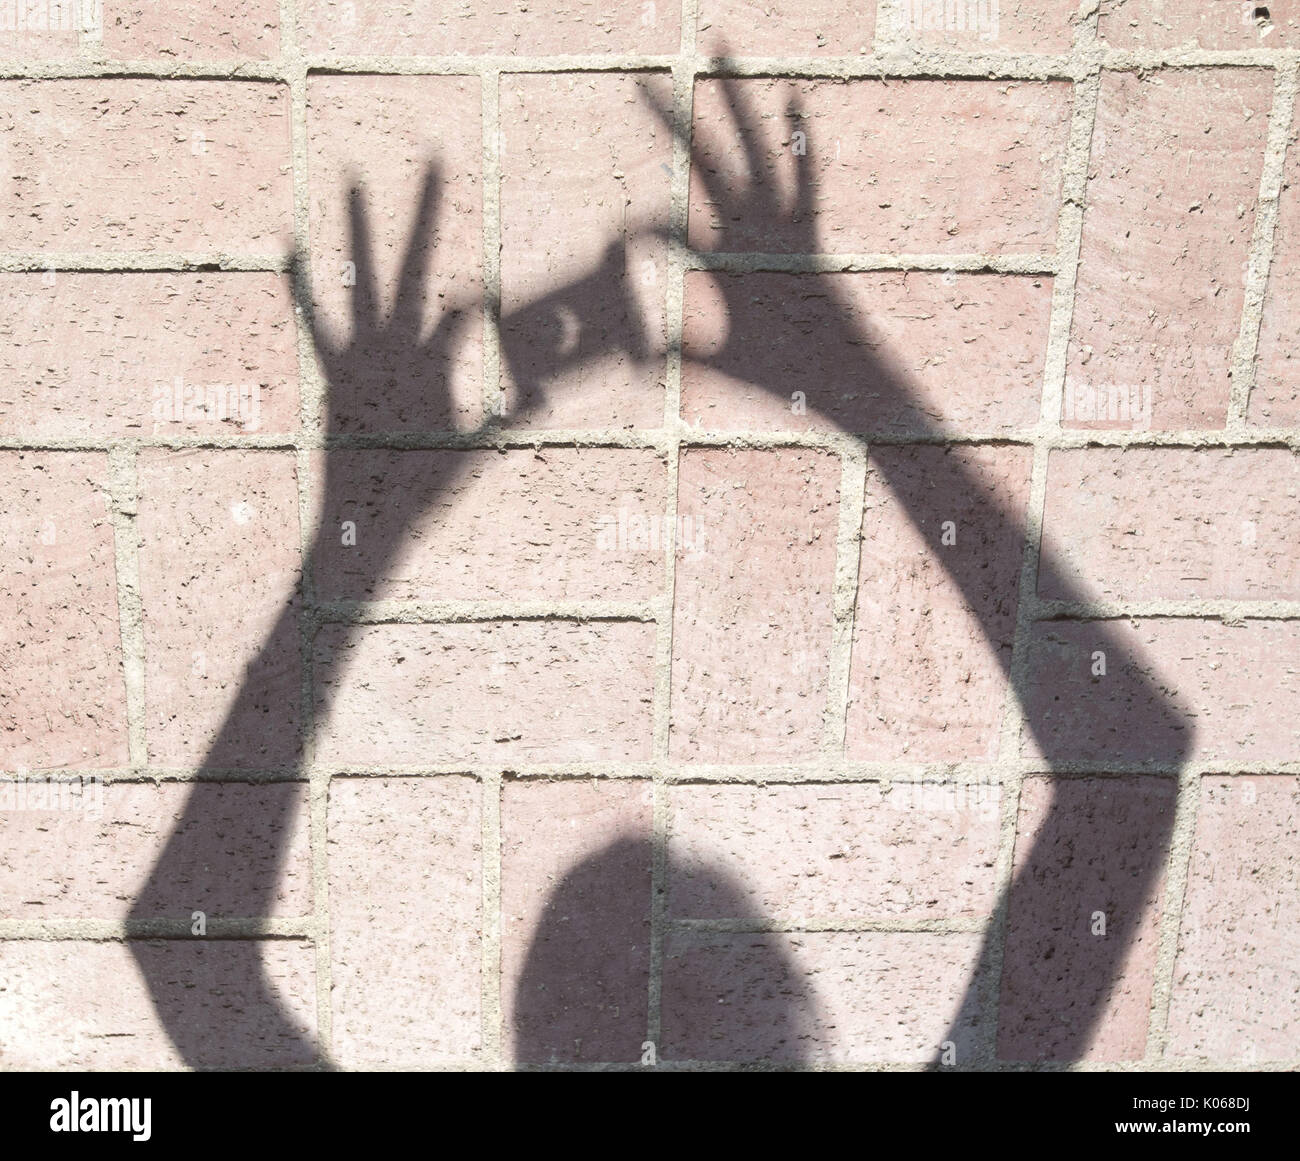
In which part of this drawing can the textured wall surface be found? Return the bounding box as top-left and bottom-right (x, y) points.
(0, 0), (1298, 1071)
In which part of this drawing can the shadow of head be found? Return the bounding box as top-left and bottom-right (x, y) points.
(511, 835), (818, 1069)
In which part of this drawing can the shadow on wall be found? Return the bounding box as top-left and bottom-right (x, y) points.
(125, 66), (1195, 1069)
(512, 836), (821, 1068)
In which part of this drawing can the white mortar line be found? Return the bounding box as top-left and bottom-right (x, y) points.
(0, 917), (317, 939)
(17, 757), (1296, 785)
(15, 425), (1300, 453)
(822, 449), (867, 754)
(107, 445), (148, 773)
(481, 70), (504, 423)
(980, 6), (1103, 1067)
(281, 2), (335, 1067)
(0, 249), (1057, 274)
(1228, 64), (1298, 429)
(647, 8), (699, 1060)
(1144, 765), (1203, 1064)
(479, 769), (504, 1069)
(475, 63), (508, 1072)
(13, 48), (1300, 83)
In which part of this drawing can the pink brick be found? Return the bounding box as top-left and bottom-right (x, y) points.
(886, 0), (1079, 52)
(1020, 619), (1300, 764)
(1253, 87), (1300, 426)
(0, 9), (78, 60)
(1100, 0), (1300, 49)
(0, 80), (292, 252)
(0, 939), (317, 1069)
(847, 445), (1032, 762)
(680, 271), (1051, 434)
(315, 620), (656, 765)
(689, 78), (1071, 255)
(997, 775), (1175, 1062)
(668, 781), (1001, 921)
(0, 452), (126, 769)
(696, 0), (876, 55)
(314, 448), (667, 602)
(670, 448), (839, 762)
(501, 778), (651, 1064)
(101, 1), (280, 59)
(136, 450), (302, 768)
(0, 272), (299, 439)
(499, 73), (671, 428)
(1168, 775), (1300, 1062)
(307, 75), (483, 432)
(1041, 448), (1300, 602)
(298, 0), (679, 55)
(1067, 69), (1271, 431)
(662, 931), (985, 1063)
(329, 775), (482, 1066)
(0, 780), (310, 918)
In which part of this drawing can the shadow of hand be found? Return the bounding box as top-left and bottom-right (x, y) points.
(644, 68), (861, 384)
(294, 163), (471, 443)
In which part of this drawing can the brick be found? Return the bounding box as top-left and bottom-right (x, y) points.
(689, 78), (1071, 255)
(668, 781), (1001, 922)
(1253, 87), (1300, 426)
(328, 775), (481, 1066)
(0, 939), (316, 1069)
(846, 445), (1032, 762)
(0, 80), (291, 252)
(314, 620), (656, 765)
(885, 0), (1078, 52)
(136, 450), (302, 768)
(0, 452), (126, 769)
(680, 271), (1051, 434)
(499, 73), (671, 428)
(1066, 70), (1271, 431)
(1040, 448), (1300, 602)
(313, 448), (667, 603)
(1020, 619), (1300, 764)
(101, 1), (280, 59)
(662, 930), (985, 1063)
(670, 448), (839, 762)
(1168, 775), (1300, 1062)
(0, 272), (298, 439)
(307, 75), (484, 432)
(298, 0), (679, 55)
(0, 5), (79, 60)
(1100, 0), (1300, 49)
(997, 775), (1175, 1062)
(696, 0), (876, 56)
(0, 780), (310, 918)
(501, 778), (651, 1064)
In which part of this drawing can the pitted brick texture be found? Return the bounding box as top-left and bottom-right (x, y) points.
(667, 781), (1001, 921)
(0, 272), (299, 439)
(2, 2), (1297, 1075)
(0, 452), (126, 769)
(315, 620), (656, 765)
(1066, 69), (1272, 431)
(0, 79), (292, 252)
(328, 776), (482, 1067)
(688, 78), (1072, 255)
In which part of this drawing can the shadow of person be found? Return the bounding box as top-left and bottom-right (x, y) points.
(512, 835), (817, 1069)
(125, 164), (652, 1068)
(640, 67), (1196, 1066)
(129, 62), (1198, 1071)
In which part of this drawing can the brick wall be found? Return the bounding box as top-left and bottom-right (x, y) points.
(0, 0), (1297, 1070)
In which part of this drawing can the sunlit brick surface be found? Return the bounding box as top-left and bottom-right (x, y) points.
(0, 3), (1296, 1074)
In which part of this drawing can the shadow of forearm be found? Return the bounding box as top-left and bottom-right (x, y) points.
(126, 240), (645, 1068)
(746, 318), (1194, 1067)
